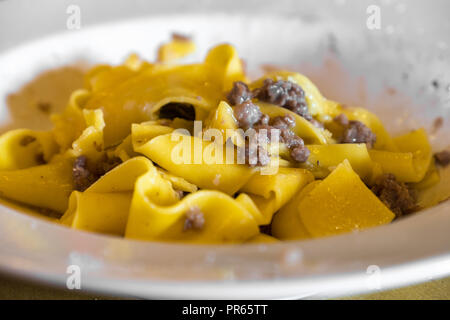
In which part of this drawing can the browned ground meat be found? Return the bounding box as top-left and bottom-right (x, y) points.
(72, 156), (97, 192)
(183, 206), (205, 231)
(253, 79), (312, 121)
(434, 150), (450, 167)
(341, 120), (377, 148)
(19, 135), (36, 146)
(290, 146), (311, 162)
(371, 173), (417, 218)
(271, 115), (296, 129)
(333, 113), (349, 126)
(227, 81), (252, 106)
(73, 154), (122, 191)
(232, 101), (310, 165)
(233, 101), (263, 130)
(264, 115), (310, 163)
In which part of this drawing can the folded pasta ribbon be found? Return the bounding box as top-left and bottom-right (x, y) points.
(60, 157), (154, 235)
(277, 160), (395, 239)
(81, 44), (244, 146)
(240, 167), (314, 225)
(134, 132), (256, 195)
(369, 129), (432, 183)
(0, 159), (74, 213)
(0, 129), (58, 170)
(126, 169), (259, 243)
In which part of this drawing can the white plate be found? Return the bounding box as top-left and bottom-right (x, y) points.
(0, 0), (449, 299)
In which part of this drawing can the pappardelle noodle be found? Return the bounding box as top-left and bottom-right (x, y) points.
(0, 37), (447, 244)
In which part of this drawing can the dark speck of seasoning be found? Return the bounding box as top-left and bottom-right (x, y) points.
(37, 102), (52, 114)
(431, 80), (440, 89)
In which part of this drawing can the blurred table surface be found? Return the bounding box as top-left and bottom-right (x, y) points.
(0, 273), (449, 300)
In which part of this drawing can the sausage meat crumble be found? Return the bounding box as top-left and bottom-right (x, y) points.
(371, 173), (417, 218)
(227, 81), (252, 106)
(334, 113), (376, 148)
(253, 78), (312, 121)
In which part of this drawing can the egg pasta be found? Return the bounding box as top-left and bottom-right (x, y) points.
(0, 40), (445, 244)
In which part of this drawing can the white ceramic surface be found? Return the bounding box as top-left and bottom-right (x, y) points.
(0, 0), (449, 299)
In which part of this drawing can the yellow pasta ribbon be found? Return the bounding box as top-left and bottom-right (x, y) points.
(0, 129), (58, 170)
(204, 101), (242, 146)
(51, 89), (91, 151)
(369, 128), (432, 183)
(134, 132), (255, 195)
(157, 36), (196, 63)
(303, 143), (374, 180)
(340, 106), (397, 152)
(240, 167), (314, 225)
(0, 159), (73, 213)
(204, 43), (247, 92)
(257, 103), (331, 144)
(68, 109), (105, 162)
(298, 160), (395, 237)
(272, 180), (321, 240)
(60, 157), (154, 235)
(81, 44), (243, 145)
(61, 191), (132, 236)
